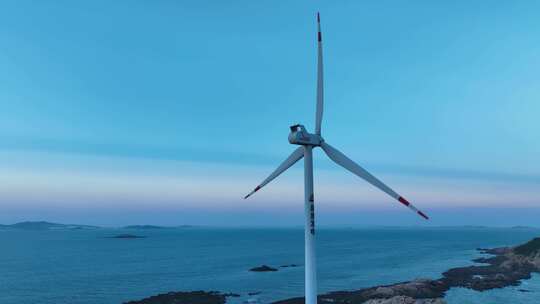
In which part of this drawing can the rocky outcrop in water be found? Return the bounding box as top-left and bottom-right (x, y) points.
(280, 264), (300, 268)
(250, 265), (278, 272)
(124, 291), (230, 304)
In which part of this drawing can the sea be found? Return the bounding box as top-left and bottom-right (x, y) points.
(1, 227), (539, 304)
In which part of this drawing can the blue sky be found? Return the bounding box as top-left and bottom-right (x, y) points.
(1, 1), (539, 226)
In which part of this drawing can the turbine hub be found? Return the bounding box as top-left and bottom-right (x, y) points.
(288, 124), (323, 146)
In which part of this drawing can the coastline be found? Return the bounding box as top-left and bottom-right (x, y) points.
(125, 236), (540, 304)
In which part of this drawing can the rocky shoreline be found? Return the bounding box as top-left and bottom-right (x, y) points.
(125, 237), (540, 304)
(124, 291), (237, 304)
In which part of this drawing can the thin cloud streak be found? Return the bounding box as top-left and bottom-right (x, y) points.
(0, 151), (538, 212)
(2, 142), (539, 186)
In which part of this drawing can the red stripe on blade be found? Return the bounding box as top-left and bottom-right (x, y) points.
(318, 32), (322, 41)
(254, 185), (261, 192)
(418, 211), (429, 220)
(398, 197), (410, 206)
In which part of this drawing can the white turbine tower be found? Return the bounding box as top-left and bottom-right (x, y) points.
(244, 13), (429, 304)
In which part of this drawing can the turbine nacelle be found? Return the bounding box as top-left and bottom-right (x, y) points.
(288, 124), (323, 146)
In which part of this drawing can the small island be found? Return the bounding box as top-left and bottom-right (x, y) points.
(249, 265), (278, 272)
(280, 264), (300, 268)
(0, 221), (99, 230)
(124, 291), (228, 304)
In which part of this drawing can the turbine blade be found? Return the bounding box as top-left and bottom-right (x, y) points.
(320, 142), (429, 220)
(315, 12), (324, 135)
(244, 147), (304, 199)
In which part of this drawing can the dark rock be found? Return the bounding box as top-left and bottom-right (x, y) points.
(518, 289), (532, 292)
(249, 265), (278, 272)
(280, 264), (300, 268)
(124, 291), (227, 304)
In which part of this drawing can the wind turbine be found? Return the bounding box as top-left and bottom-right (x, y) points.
(244, 13), (429, 304)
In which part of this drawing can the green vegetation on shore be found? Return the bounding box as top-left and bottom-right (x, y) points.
(514, 237), (540, 256)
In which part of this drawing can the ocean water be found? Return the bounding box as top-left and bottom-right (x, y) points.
(0, 227), (539, 304)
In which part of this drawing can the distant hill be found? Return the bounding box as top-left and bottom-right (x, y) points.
(0, 221), (195, 230)
(123, 225), (166, 229)
(123, 224), (194, 229)
(511, 226), (538, 229)
(0, 221), (100, 230)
